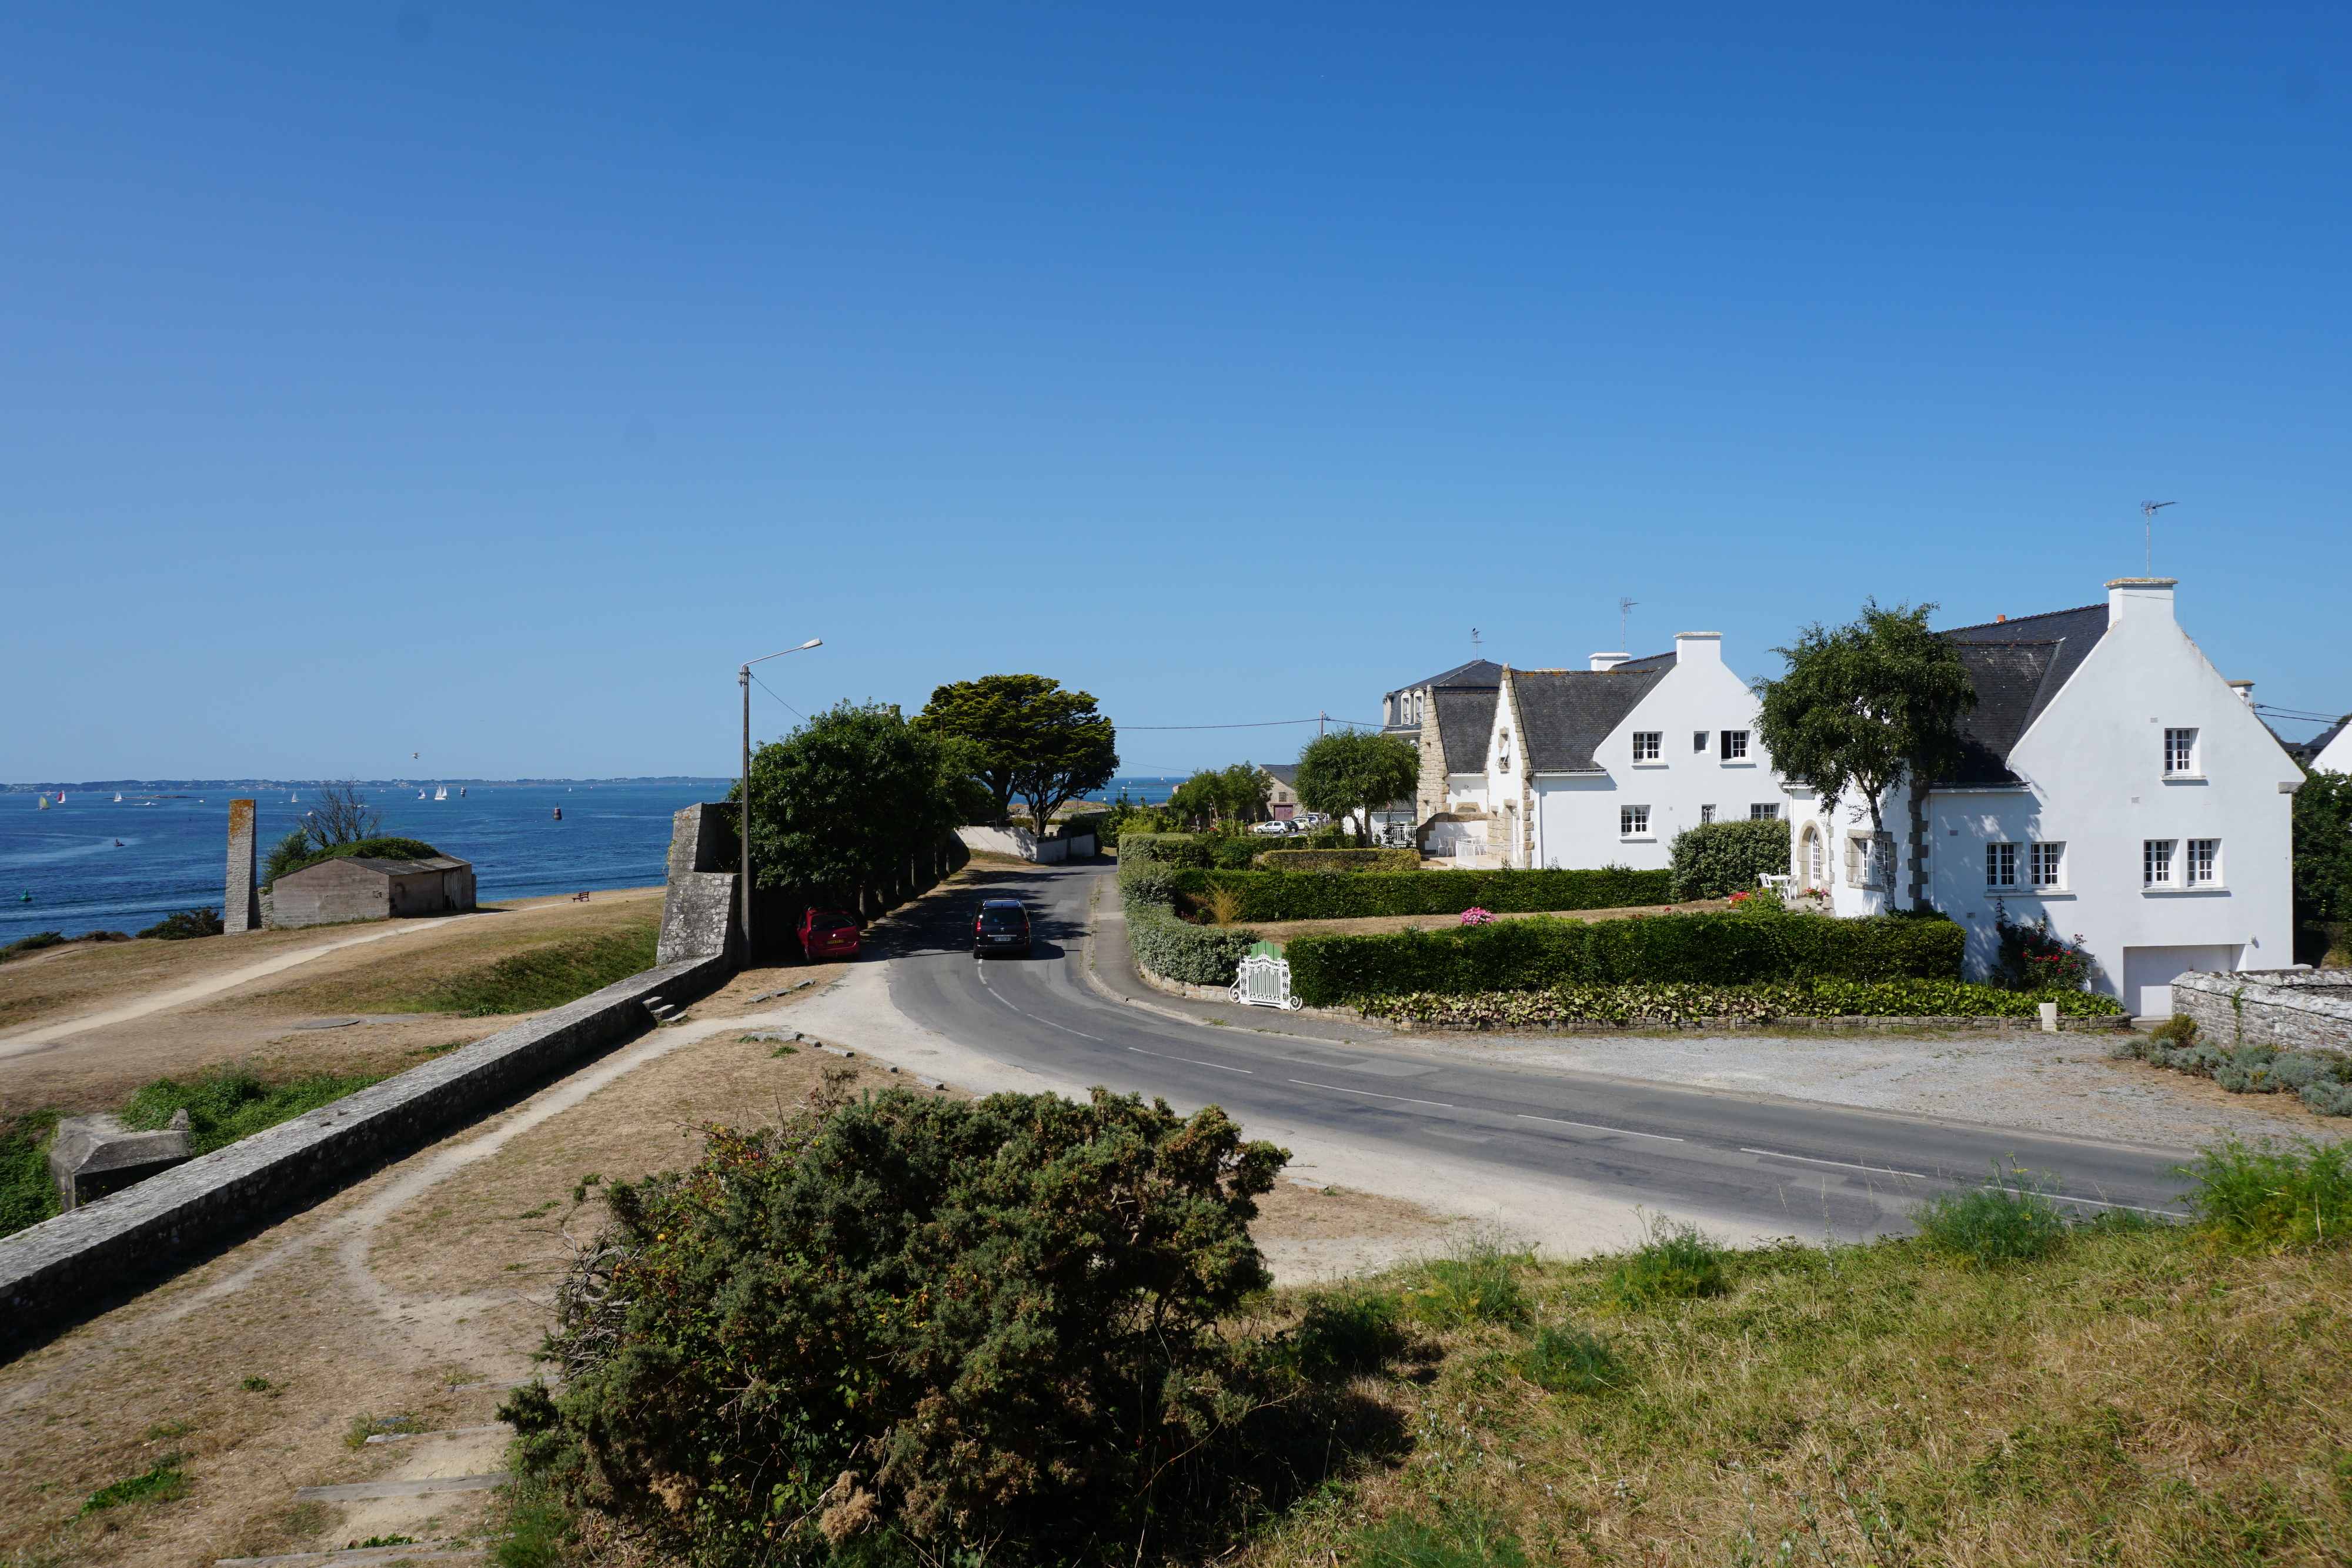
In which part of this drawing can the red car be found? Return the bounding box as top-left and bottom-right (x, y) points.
(799, 907), (861, 961)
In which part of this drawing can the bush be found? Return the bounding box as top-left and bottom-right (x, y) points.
(1169, 866), (1676, 925)
(1993, 908), (2094, 991)
(2179, 1136), (2352, 1248)
(1520, 1326), (1622, 1395)
(277, 835), (443, 881)
(0, 930), (66, 962)
(1286, 909), (1965, 1007)
(1280, 1289), (1411, 1379)
(1255, 847), (1421, 874)
(121, 1068), (386, 1155)
(1605, 1215), (1730, 1305)
(1406, 1236), (1534, 1328)
(503, 1091), (1288, 1564)
(1129, 904), (1262, 985)
(2115, 1021), (2352, 1115)
(1119, 831), (1208, 868)
(1912, 1164), (2071, 1265)
(138, 907), (224, 940)
(1668, 818), (1790, 900)
(1364, 978), (2124, 1028)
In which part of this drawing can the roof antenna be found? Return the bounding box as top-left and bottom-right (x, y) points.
(1471, 626), (1482, 650)
(2140, 500), (2174, 574)
(1618, 597), (1638, 650)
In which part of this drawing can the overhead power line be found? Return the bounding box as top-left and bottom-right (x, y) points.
(1122, 717), (1380, 730)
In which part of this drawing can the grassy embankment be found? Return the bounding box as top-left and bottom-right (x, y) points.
(1228, 1145), (2352, 1567)
(0, 921), (660, 1238)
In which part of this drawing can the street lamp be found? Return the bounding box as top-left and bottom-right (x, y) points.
(740, 637), (823, 962)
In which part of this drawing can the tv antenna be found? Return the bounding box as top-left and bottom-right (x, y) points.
(1618, 597), (1638, 648)
(1471, 627), (1482, 650)
(2140, 501), (2174, 574)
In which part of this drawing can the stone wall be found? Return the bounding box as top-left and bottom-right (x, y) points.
(0, 951), (731, 1337)
(2173, 969), (2352, 1056)
(224, 798), (261, 932)
(659, 871), (740, 966)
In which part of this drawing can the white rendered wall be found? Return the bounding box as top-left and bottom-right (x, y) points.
(2313, 726), (2352, 774)
(1524, 634), (1785, 871)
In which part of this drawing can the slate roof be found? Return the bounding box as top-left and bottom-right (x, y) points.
(1433, 688), (1498, 773)
(2297, 714), (2351, 767)
(1509, 661), (1676, 773)
(1258, 763), (1299, 787)
(1932, 604), (2113, 785)
(289, 854), (468, 878)
(1388, 658), (1504, 697)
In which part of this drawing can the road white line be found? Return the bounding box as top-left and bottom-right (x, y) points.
(1288, 1079), (1455, 1109)
(1742, 1148), (1930, 1181)
(977, 968), (1106, 1041)
(1518, 1115), (1685, 1143)
(1128, 1045), (1252, 1074)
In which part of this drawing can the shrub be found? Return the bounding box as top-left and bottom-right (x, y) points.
(1605, 1216), (1729, 1305)
(122, 1068), (386, 1154)
(1119, 831), (1208, 868)
(1365, 978), (2123, 1028)
(1912, 1164), (2070, 1265)
(276, 835), (443, 881)
(0, 930), (66, 962)
(2180, 1136), (2352, 1248)
(1255, 847), (1421, 874)
(503, 1091), (1288, 1564)
(1287, 910), (1965, 1006)
(1407, 1235), (1534, 1328)
(1519, 1326), (1622, 1395)
(1281, 1289), (1411, 1379)
(2116, 1022), (2352, 1115)
(138, 907), (225, 940)
(1993, 907), (2094, 991)
(1170, 866), (1676, 924)
(1668, 818), (1790, 900)
(1129, 904), (1261, 985)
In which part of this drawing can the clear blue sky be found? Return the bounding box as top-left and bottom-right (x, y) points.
(5, 4), (2347, 782)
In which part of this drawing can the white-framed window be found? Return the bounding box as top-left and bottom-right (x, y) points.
(1621, 805), (1651, 837)
(2144, 839), (2176, 886)
(1720, 730), (1749, 760)
(1845, 832), (1888, 888)
(2029, 841), (2064, 888)
(2164, 727), (2197, 775)
(1804, 826), (1825, 885)
(1700, 804), (1716, 824)
(1749, 803), (1779, 821)
(1632, 731), (1661, 761)
(1692, 730), (1709, 753)
(2187, 838), (2219, 885)
(1987, 842), (2019, 888)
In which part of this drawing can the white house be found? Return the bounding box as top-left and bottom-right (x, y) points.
(1481, 632), (1783, 871)
(1788, 577), (2301, 1014)
(2305, 714), (2352, 774)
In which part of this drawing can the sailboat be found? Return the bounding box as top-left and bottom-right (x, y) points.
(36, 795), (49, 810)
(434, 785), (449, 801)
(458, 787), (466, 798)
(417, 789), (427, 800)
(114, 793), (123, 803)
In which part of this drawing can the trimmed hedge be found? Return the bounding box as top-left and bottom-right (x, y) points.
(1167, 866), (1676, 924)
(1367, 979), (2124, 1029)
(1254, 848), (1419, 874)
(1127, 905), (1261, 986)
(1668, 818), (1791, 900)
(1118, 833), (1207, 868)
(1285, 910), (1965, 1007)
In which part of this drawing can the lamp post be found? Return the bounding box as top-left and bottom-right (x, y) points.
(740, 637), (823, 963)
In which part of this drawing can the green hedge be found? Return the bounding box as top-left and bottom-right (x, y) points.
(1165, 866), (1675, 924)
(1367, 979), (2124, 1028)
(1127, 905), (1261, 986)
(1284, 911), (1965, 1006)
(1668, 818), (1791, 900)
(1118, 833), (1208, 868)
(1254, 847), (1419, 874)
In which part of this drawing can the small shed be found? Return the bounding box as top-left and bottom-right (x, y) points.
(270, 854), (476, 928)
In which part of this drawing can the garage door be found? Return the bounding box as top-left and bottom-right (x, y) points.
(2120, 945), (2243, 1018)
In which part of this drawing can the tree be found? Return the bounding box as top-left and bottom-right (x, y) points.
(2293, 768), (2352, 964)
(920, 674), (1118, 830)
(736, 701), (965, 907)
(302, 780), (382, 848)
(1752, 600), (1976, 911)
(1294, 730), (1418, 847)
(1167, 763), (1272, 828)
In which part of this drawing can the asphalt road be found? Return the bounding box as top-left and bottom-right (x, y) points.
(884, 861), (2198, 1241)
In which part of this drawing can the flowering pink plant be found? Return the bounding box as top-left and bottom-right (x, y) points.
(1460, 907), (1495, 926)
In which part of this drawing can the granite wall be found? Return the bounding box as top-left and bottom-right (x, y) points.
(2173, 969), (2352, 1055)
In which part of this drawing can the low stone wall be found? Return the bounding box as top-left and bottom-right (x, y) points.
(0, 952), (730, 1336)
(2173, 969), (2352, 1055)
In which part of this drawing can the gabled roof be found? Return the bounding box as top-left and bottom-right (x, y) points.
(295, 854), (469, 878)
(1258, 763), (1299, 786)
(1388, 658), (1504, 697)
(1933, 604), (2112, 784)
(1434, 688), (1498, 773)
(2299, 714), (2351, 768)
(1509, 663), (1675, 773)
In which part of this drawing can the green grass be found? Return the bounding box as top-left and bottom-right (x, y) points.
(396, 924), (659, 1016)
(122, 1068), (386, 1155)
(1911, 1161), (2076, 1265)
(1406, 1235), (1535, 1328)
(0, 930), (66, 961)
(1603, 1212), (1731, 1305)
(0, 1109), (62, 1238)
(79, 1453), (188, 1514)
(1517, 1325), (1622, 1395)
(2181, 1134), (2352, 1247)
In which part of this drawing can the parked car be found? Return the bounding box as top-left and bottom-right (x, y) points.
(799, 907), (861, 961)
(973, 897), (1033, 958)
(1250, 820), (1293, 835)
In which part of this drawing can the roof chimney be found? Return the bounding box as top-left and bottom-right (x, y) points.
(1588, 652), (1630, 671)
(2228, 680), (2255, 706)
(2106, 576), (2177, 626)
(1673, 631), (1722, 664)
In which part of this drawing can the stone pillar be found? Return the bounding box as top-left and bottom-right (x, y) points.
(224, 799), (261, 932)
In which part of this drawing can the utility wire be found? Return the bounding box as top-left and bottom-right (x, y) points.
(750, 671), (807, 722)
(2254, 703), (2350, 724)
(1122, 717), (1381, 730)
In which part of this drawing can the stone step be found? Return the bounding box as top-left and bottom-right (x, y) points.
(365, 1423), (512, 1446)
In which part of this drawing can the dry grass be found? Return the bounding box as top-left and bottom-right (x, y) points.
(1240, 1223), (2352, 1566)
(245, 897), (664, 1014)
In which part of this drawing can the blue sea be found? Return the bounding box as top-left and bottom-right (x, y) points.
(0, 781), (733, 945)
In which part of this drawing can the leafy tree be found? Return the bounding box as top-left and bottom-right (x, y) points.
(1752, 600), (1976, 911)
(920, 674), (1119, 829)
(1167, 763), (1273, 828)
(736, 701), (965, 905)
(2294, 768), (2352, 964)
(1294, 730), (1418, 847)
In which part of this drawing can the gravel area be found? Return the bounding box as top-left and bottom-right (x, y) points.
(1404, 1026), (2340, 1152)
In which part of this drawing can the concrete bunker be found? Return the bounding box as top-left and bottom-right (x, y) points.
(270, 854), (476, 928)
